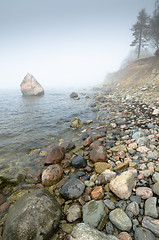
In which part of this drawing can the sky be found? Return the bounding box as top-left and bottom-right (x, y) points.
(0, 0), (155, 89)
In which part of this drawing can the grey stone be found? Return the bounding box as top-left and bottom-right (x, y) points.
(130, 196), (141, 205)
(147, 150), (159, 160)
(126, 201), (140, 217)
(2, 189), (62, 240)
(109, 208), (132, 231)
(132, 131), (142, 140)
(135, 227), (156, 240)
(152, 172), (159, 183)
(60, 178), (85, 200)
(71, 156), (87, 169)
(142, 216), (159, 237)
(137, 137), (148, 145)
(70, 223), (118, 240)
(145, 197), (158, 218)
(104, 199), (116, 210)
(70, 92), (78, 98)
(82, 200), (107, 230)
(152, 182), (159, 195)
(106, 221), (114, 235)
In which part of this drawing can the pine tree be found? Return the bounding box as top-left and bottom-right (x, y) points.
(149, 0), (159, 49)
(130, 9), (150, 58)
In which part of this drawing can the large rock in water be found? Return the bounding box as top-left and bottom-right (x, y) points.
(20, 73), (44, 96)
(2, 189), (62, 240)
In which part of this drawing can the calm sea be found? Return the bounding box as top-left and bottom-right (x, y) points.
(0, 88), (97, 170)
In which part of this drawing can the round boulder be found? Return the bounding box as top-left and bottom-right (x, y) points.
(2, 189), (62, 240)
(42, 164), (63, 186)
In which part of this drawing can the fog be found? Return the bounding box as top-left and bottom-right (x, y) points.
(0, 0), (154, 89)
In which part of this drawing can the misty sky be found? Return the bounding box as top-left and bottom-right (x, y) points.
(0, 0), (154, 89)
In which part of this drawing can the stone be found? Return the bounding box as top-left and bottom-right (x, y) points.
(94, 162), (111, 174)
(20, 73), (44, 96)
(110, 145), (127, 152)
(90, 146), (107, 163)
(70, 223), (118, 240)
(113, 162), (128, 171)
(82, 200), (107, 230)
(136, 187), (153, 199)
(132, 131), (142, 140)
(42, 164), (63, 186)
(44, 146), (65, 165)
(104, 199), (115, 210)
(71, 156), (87, 169)
(126, 201), (139, 217)
(2, 189), (62, 240)
(0, 167), (26, 188)
(145, 197), (158, 218)
(152, 172), (159, 183)
(70, 117), (83, 128)
(135, 227), (156, 240)
(109, 171), (134, 199)
(140, 170), (153, 178)
(90, 140), (102, 149)
(91, 186), (104, 200)
(152, 182), (159, 195)
(83, 136), (93, 147)
(136, 146), (150, 153)
(136, 137), (148, 146)
(60, 141), (75, 153)
(152, 109), (159, 115)
(118, 232), (132, 240)
(109, 208), (132, 231)
(60, 178), (85, 200)
(147, 150), (159, 160)
(96, 170), (116, 185)
(70, 92), (78, 98)
(142, 216), (159, 237)
(66, 204), (81, 222)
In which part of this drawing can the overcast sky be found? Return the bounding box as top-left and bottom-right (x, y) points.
(0, 0), (154, 89)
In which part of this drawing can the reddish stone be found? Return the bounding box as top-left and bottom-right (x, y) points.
(89, 146), (107, 163)
(0, 194), (5, 205)
(44, 146), (65, 165)
(136, 187), (153, 199)
(61, 159), (70, 169)
(118, 232), (132, 240)
(83, 137), (93, 147)
(42, 164), (63, 186)
(90, 140), (102, 150)
(94, 134), (105, 140)
(91, 186), (104, 200)
(0, 201), (10, 213)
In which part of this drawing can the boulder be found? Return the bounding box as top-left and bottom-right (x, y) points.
(20, 73), (44, 96)
(2, 189), (62, 240)
(70, 117), (83, 128)
(44, 146), (65, 165)
(109, 171), (134, 200)
(70, 92), (78, 98)
(70, 223), (118, 240)
(42, 164), (63, 186)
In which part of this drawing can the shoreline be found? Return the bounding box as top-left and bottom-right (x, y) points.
(0, 87), (159, 239)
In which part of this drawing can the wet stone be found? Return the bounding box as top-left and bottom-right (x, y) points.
(71, 156), (87, 169)
(60, 178), (85, 200)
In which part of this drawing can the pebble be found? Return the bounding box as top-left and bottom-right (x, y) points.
(109, 208), (132, 231)
(109, 171), (134, 199)
(136, 187), (153, 199)
(145, 197), (158, 218)
(42, 164), (63, 186)
(71, 156), (87, 169)
(82, 200), (107, 230)
(135, 227), (156, 240)
(66, 204), (82, 222)
(142, 216), (159, 237)
(60, 178), (85, 200)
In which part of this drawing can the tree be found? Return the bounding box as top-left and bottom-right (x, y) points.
(130, 9), (150, 58)
(149, 1), (159, 49)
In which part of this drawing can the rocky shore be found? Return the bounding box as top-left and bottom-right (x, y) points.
(0, 86), (159, 240)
